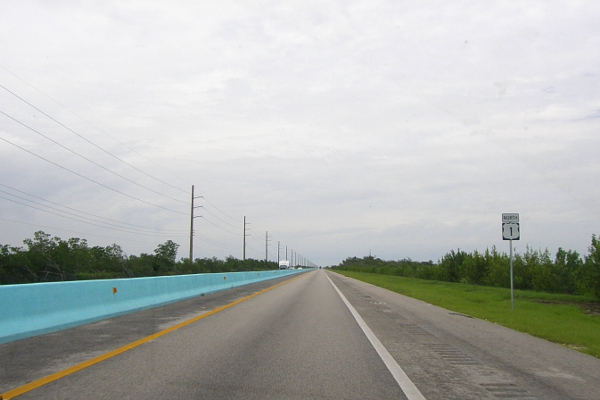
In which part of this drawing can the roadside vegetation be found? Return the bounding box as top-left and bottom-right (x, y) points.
(332, 235), (600, 359)
(332, 270), (600, 359)
(333, 234), (600, 299)
(0, 231), (277, 284)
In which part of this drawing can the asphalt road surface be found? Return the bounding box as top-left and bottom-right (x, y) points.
(1, 269), (599, 399)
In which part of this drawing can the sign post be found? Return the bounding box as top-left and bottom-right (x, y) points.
(502, 213), (520, 310)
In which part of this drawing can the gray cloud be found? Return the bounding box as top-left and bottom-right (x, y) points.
(1, 1), (599, 265)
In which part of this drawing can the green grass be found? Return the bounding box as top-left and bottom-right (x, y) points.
(333, 270), (600, 359)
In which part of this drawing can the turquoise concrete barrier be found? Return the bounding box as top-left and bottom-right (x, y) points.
(0, 269), (303, 344)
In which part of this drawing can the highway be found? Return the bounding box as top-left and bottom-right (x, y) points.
(1, 269), (599, 399)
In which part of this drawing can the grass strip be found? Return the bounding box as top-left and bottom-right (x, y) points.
(333, 270), (600, 359)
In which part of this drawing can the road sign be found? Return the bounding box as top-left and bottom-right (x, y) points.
(502, 213), (520, 310)
(502, 213), (520, 240)
(502, 222), (520, 240)
(502, 213), (519, 223)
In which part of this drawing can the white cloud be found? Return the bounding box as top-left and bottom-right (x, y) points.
(1, 1), (599, 265)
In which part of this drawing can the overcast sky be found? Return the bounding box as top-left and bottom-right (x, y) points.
(1, 1), (599, 266)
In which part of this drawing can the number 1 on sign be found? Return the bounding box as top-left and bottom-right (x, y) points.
(502, 223), (520, 240)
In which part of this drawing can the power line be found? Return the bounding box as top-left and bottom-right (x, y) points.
(0, 217), (169, 246)
(0, 66), (189, 192)
(249, 230), (264, 246)
(194, 232), (238, 250)
(200, 201), (240, 230)
(243, 242), (263, 259)
(0, 184), (187, 235)
(0, 109), (186, 205)
(0, 67), (281, 257)
(0, 195), (187, 237)
(0, 133), (187, 215)
(199, 215), (241, 236)
(0, 67), (287, 260)
(202, 196), (239, 223)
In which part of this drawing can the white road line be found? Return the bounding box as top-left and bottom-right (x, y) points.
(325, 273), (427, 400)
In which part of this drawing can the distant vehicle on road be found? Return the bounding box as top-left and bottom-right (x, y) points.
(279, 260), (290, 270)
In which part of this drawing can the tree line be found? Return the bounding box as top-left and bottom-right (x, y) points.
(333, 234), (600, 299)
(0, 231), (278, 285)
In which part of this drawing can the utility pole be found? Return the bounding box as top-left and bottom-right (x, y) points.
(277, 241), (280, 263)
(243, 216), (246, 261)
(189, 185), (202, 264)
(265, 231), (270, 263)
(285, 246), (288, 261)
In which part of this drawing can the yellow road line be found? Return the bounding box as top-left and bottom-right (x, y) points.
(0, 272), (307, 399)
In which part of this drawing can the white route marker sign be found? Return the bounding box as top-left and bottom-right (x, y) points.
(502, 213), (520, 310)
(502, 213), (520, 240)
